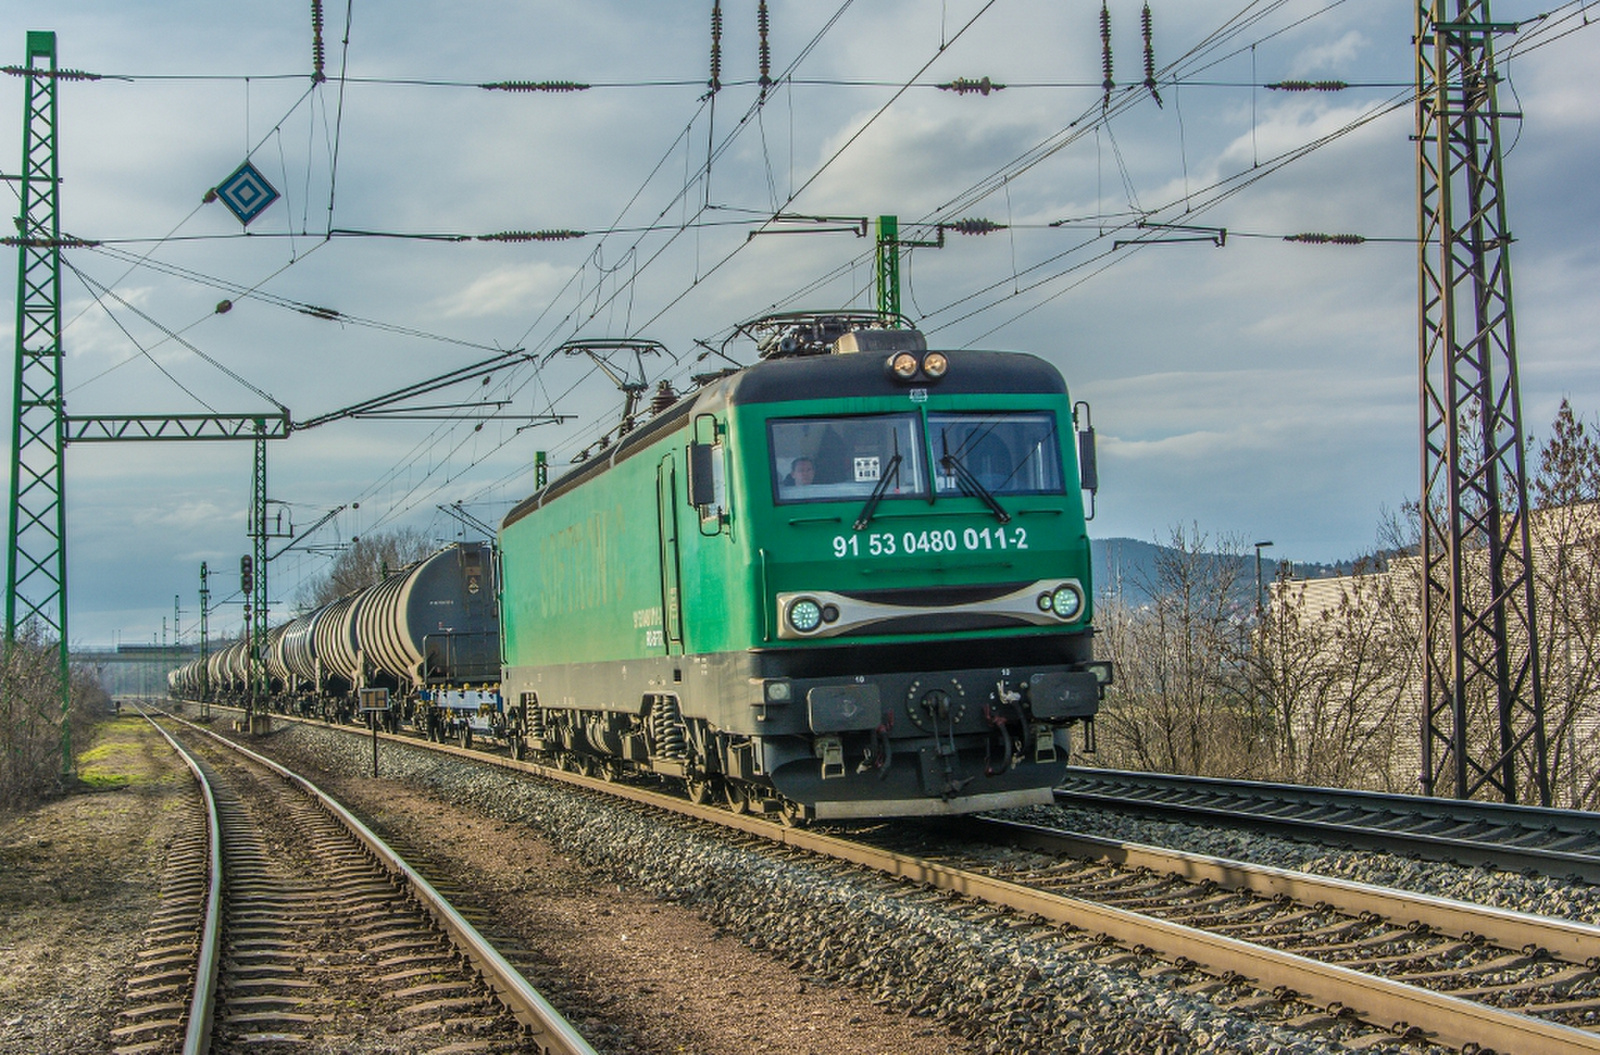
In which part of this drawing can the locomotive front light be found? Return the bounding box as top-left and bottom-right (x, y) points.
(766, 680), (792, 702)
(1050, 583), (1084, 621)
(787, 597), (825, 634)
(888, 351), (920, 380)
(921, 351), (949, 378)
(1037, 592), (1054, 612)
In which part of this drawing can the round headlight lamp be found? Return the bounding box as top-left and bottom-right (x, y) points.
(1050, 583), (1084, 620)
(921, 351), (949, 378)
(787, 597), (824, 633)
(888, 351), (920, 380)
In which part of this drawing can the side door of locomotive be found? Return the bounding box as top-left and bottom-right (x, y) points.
(655, 455), (685, 653)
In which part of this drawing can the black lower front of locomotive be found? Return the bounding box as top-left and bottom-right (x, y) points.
(746, 632), (1103, 819)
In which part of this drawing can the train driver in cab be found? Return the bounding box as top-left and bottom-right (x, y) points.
(781, 456), (816, 492)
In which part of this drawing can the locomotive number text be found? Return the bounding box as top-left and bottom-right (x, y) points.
(832, 526), (1028, 559)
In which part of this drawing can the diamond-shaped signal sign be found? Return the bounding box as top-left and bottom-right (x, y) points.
(215, 161), (279, 226)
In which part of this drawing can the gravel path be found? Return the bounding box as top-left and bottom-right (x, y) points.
(250, 720), (1422, 1055)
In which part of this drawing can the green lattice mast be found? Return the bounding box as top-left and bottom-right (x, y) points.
(6, 31), (70, 774)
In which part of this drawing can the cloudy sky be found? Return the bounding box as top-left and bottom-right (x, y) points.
(2, 1), (1596, 647)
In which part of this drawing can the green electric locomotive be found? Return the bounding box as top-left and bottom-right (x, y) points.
(500, 313), (1109, 822)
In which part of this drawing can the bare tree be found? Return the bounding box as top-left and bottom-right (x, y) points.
(296, 526), (435, 608)
(1094, 525), (1262, 777)
(1249, 562), (1420, 791)
(0, 622), (108, 808)
(1531, 400), (1600, 808)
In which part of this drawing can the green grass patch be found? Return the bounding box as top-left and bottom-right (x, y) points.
(73, 718), (162, 790)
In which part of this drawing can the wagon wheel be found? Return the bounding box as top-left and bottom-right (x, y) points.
(777, 799), (810, 828)
(574, 755), (595, 778)
(723, 782), (749, 815)
(685, 777), (712, 806)
(598, 760), (620, 782)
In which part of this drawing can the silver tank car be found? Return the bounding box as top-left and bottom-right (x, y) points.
(313, 593), (363, 691)
(354, 541), (499, 690)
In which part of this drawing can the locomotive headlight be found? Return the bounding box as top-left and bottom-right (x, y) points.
(921, 351), (949, 378)
(1050, 583), (1084, 620)
(888, 351), (920, 380)
(787, 597), (824, 634)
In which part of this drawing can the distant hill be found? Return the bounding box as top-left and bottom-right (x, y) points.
(1088, 537), (1371, 607)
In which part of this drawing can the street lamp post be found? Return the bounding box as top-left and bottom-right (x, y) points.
(1254, 540), (1275, 615)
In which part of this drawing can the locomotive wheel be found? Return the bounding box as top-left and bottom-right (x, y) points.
(724, 782), (749, 814)
(598, 761), (619, 782)
(685, 778), (711, 806)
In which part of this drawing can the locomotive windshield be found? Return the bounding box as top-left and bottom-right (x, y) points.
(930, 412), (1066, 496)
(770, 414), (926, 504)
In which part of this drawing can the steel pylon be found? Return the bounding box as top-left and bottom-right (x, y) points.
(5, 31), (71, 773)
(1415, 1), (1548, 804)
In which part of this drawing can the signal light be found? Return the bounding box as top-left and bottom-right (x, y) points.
(240, 555), (254, 593)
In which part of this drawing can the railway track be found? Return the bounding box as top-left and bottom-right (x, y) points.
(1056, 767), (1600, 885)
(114, 708), (596, 1055)
(218, 705), (1600, 1053)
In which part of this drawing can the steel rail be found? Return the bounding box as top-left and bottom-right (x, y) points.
(135, 706), (222, 1055)
(1057, 767), (1600, 884)
(229, 708), (1600, 1053)
(162, 711), (599, 1055)
(963, 815), (1600, 966)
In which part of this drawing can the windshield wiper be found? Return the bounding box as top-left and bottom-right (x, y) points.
(940, 452), (1011, 524)
(853, 453), (903, 531)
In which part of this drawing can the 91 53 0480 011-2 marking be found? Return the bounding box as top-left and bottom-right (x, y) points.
(832, 526), (1029, 558)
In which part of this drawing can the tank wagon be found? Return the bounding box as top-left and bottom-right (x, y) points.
(499, 314), (1110, 821)
(172, 541), (502, 736)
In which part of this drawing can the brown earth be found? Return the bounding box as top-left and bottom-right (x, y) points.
(0, 715), (194, 1055)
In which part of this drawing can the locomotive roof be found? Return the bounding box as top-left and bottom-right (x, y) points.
(502, 346), (1066, 530)
(721, 346), (1066, 404)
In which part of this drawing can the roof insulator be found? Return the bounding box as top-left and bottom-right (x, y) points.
(937, 76), (1004, 96)
(476, 230), (587, 243)
(480, 80), (591, 92)
(650, 380), (678, 415)
(1267, 80), (1349, 92)
(1284, 232), (1367, 245)
(944, 218), (1005, 236)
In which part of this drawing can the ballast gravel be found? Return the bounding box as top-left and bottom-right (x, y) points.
(1007, 799), (1600, 927)
(256, 721), (1404, 1055)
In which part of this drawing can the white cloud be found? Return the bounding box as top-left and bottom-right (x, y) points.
(436, 262), (573, 319)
